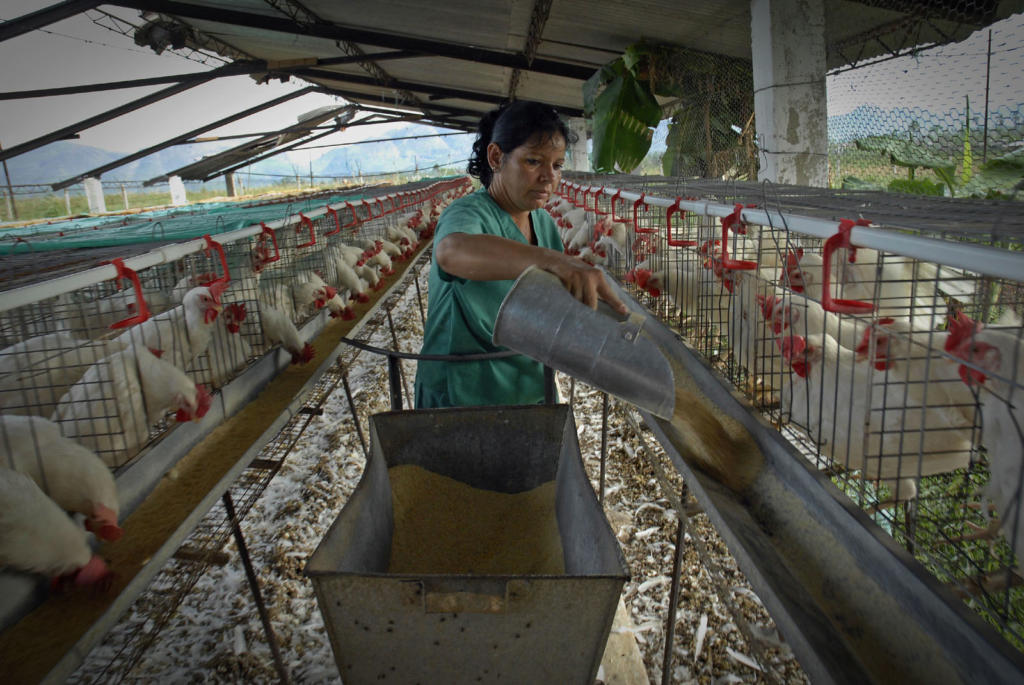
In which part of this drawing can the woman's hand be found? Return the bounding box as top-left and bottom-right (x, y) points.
(435, 233), (629, 314)
(541, 254), (629, 314)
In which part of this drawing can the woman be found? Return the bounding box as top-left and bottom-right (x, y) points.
(414, 100), (627, 409)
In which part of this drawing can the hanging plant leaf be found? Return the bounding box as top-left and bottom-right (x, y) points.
(853, 136), (955, 176)
(960, 148), (1024, 197)
(841, 176), (884, 191)
(586, 59), (662, 173)
(583, 59), (625, 117)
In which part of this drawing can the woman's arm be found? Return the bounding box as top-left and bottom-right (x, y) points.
(435, 232), (627, 313)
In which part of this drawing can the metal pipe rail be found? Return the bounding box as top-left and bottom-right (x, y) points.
(560, 180), (1024, 282)
(0, 177), (467, 312)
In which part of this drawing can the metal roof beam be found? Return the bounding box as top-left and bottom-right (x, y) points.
(205, 126), (343, 182)
(51, 86), (317, 190)
(0, 52), (420, 100)
(108, 0), (597, 79)
(0, 63), (243, 163)
(508, 0), (554, 99)
(296, 68), (507, 109)
(301, 83), (484, 121)
(350, 104), (474, 131)
(296, 66), (585, 118)
(147, 104), (354, 183)
(0, 0), (101, 43)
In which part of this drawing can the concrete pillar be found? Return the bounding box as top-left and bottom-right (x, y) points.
(168, 175), (187, 206)
(750, 0), (829, 186)
(567, 117), (590, 171)
(121, 183), (129, 210)
(225, 172), (237, 197)
(64, 189), (71, 215)
(83, 177), (106, 214)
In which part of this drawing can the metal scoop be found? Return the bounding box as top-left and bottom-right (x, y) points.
(493, 265), (675, 419)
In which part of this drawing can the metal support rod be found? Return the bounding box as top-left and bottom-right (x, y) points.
(413, 267), (426, 326)
(222, 491), (290, 685)
(904, 499), (918, 555)
(599, 392), (609, 505)
(1, 55), (415, 101)
(983, 29), (992, 163)
(0, 0), (101, 43)
(387, 354), (403, 410)
(544, 366), (556, 404)
(661, 497), (687, 685)
(201, 125), (342, 184)
(569, 377), (576, 406)
(340, 367), (368, 458)
(385, 307), (411, 402)
(0, 144), (17, 221)
(0, 71), (232, 163)
(52, 87), (316, 190)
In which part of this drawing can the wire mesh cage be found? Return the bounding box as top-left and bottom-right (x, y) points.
(0, 177), (468, 499)
(558, 172), (1024, 650)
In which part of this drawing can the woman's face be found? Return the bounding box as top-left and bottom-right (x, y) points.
(487, 133), (566, 214)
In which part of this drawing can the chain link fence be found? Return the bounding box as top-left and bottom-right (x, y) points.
(827, 13), (1024, 198)
(645, 46), (757, 181)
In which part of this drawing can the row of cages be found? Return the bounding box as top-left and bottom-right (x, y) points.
(552, 174), (1024, 650)
(0, 177), (470, 558)
(0, 182), (421, 256)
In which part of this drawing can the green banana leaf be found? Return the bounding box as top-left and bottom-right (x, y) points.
(854, 135), (956, 177)
(960, 148), (1024, 197)
(841, 176), (884, 191)
(584, 59), (662, 173)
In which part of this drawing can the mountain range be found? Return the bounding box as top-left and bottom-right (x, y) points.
(5, 124), (475, 190)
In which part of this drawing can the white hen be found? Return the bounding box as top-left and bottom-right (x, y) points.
(190, 302), (253, 388)
(115, 283), (226, 371)
(0, 467), (111, 586)
(947, 312), (1024, 566)
(782, 331), (974, 499)
(0, 332), (128, 417)
(51, 344), (212, 467)
(0, 414), (121, 541)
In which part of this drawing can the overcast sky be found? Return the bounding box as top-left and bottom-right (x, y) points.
(0, 1), (455, 161)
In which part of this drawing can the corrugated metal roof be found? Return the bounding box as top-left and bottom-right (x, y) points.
(118, 0), (1023, 132)
(147, 101), (356, 182)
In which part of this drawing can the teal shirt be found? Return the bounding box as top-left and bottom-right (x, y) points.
(414, 188), (563, 408)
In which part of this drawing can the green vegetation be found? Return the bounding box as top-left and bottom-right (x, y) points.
(838, 107), (1024, 199)
(4, 188), (222, 223)
(584, 41), (755, 178)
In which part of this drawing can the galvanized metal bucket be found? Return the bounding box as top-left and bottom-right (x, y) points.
(493, 265), (675, 419)
(305, 404), (629, 684)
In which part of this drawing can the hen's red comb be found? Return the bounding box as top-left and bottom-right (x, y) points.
(945, 311), (981, 352)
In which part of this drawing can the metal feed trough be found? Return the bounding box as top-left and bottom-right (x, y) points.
(305, 404), (629, 684)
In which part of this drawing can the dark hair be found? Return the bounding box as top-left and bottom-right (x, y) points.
(467, 100), (576, 188)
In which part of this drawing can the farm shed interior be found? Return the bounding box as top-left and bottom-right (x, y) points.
(2, 0), (1024, 682)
